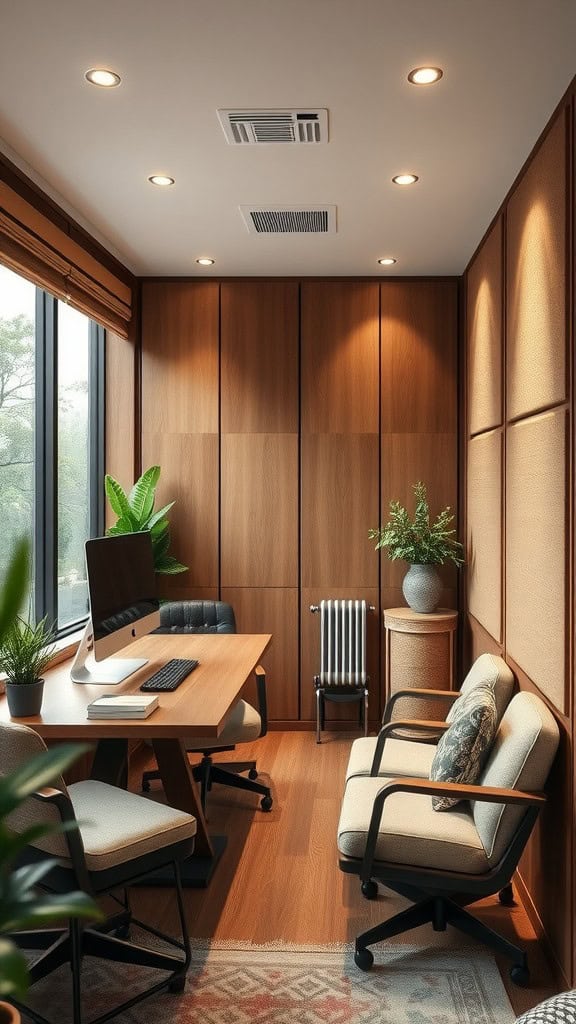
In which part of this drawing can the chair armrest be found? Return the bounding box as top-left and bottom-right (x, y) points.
(32, 787), (92, 892)
(370, 720), (449, 775)
(360, 776), (546, 882)
(383, 689), (458, 724)
(254, 665), (268, 738)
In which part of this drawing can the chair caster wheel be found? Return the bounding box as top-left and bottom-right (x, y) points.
(499, 884), (515, 906)
(510, 963), (530, 987)
(168, 974), (186, 994)
(260, 795), (273, 811)
(354, 948), (374, 971)
(361, 880), (378, 900)
(114, 924), (131, 940)
(248, 768), (258, 780)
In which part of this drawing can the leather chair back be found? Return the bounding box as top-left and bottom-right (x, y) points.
(155, 600), (236, 634)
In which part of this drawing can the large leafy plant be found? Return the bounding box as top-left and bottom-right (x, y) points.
(369, 481), (464, 567)
(0, 541), (100, 999)
(105, 466), (187, 575)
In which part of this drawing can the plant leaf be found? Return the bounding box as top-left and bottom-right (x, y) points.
(104, 475), (135, 525)
(0, 538), (30, 644)
(0, 892), (99, 933)
(0, 938), (29, 998)
(128, 466), (161, 523)
(154, 555), (188, 575)
(145, 502), (175, 531)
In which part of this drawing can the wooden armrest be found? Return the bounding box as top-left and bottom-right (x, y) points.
(383, 688), (458, 724)
(254, 665), (268, 738)
(370, 719), (449, 775)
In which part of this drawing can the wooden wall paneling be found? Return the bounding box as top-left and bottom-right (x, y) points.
(221, 434), (298, 587)
(467, 219), (503, 435)
(381, 280), (458, 434)
(466, 430), (503, 642)
(301, 588), (380, 723)
(506, 408), (568, 713)
(105, 329), (135, 527)
(301, 433), (379, 588)
(506, 111), (567, 421)
(301, 282), (379, 434)
(221, 282), (299, 433)
(222, 588), (299, 720)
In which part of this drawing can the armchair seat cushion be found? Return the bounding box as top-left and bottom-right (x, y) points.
(185, 698), (261, 751)
(337, 776), (489, 875)
(345, 736), (436, 782)
(67, 780), (197, 872)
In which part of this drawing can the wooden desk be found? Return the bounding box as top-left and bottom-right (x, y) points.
(0, 632), (272, 885)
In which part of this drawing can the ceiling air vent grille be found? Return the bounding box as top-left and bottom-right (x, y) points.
(218, 109), (328, 144)
(240, 206), (336, 234)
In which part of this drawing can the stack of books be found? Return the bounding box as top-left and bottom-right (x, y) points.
(87, 695), (159, 720)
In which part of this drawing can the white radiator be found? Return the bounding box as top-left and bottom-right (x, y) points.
(317, 599), (367, 687)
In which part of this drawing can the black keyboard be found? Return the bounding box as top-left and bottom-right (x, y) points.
(140, 658), (199, 692)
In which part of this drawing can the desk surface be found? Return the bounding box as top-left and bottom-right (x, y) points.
(0, 633), (272, 739)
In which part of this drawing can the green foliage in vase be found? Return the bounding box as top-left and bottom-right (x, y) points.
(105, 466), (187, 575)
(369, 481), (464, 566)
(0, 617), (56, 685)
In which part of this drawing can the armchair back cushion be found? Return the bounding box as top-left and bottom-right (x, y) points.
(0, 720), (70, 858)
(447, 653), (514, 726)
(473, 691), (559, 866)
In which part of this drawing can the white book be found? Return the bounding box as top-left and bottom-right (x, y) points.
(87, 694), (159, 719)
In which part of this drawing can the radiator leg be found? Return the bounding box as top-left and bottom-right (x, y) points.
(316, 689), (322, 744)
(364, 689), (369, 736)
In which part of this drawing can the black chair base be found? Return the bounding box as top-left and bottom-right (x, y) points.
(143, 753), (273, 812)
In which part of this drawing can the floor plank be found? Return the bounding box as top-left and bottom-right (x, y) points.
(128, 730), (560, 1016)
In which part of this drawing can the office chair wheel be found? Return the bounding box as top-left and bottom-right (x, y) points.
(509, 963), (530, 987)
(168, 974), (187, 994)
(260, 795), (273, 811)
(354, 947), (374, 971)
(361, 880), (378, 900)
(498, 883), (515, 906)
(248, 768), (258, 780)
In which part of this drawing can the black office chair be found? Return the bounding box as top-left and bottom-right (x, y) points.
(141, 601), (272, 811)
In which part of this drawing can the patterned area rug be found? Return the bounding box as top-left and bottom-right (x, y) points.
(24, 939), (516, 1024)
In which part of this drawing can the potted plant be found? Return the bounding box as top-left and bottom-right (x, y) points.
(105, 465), (187, 575)
(1, 617), (56, 718)
(369, 481), (464, 613)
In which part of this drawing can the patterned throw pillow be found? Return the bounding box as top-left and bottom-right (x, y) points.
(429, 683), (497, 811)
(515, 991), (576, 1024)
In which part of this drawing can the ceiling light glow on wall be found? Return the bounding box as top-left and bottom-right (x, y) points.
(378, 257), (397, 265)
(196, 258), (215, 266)
(408, 67), (443, 85)
(148, 175), (175, 187)
(392, 173), (419, 186)
(85, 68), (121, 88)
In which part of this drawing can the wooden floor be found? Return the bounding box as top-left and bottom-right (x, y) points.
(129, 730), (559, 1017)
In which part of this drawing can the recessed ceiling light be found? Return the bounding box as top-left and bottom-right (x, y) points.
(408, 67), (443, 85)
(196, 258), (215, 266)
(148, 175), (175, 187)
(392, 173), (419, 186)
(378, 257), (397, 266)
(85, 68), (121, 88)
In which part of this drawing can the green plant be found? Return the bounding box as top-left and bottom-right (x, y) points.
(369, 481), (464, 567)
(0, 617), (56, 685)
(105, 465), (187, 575)
(0, 539), (28, 647)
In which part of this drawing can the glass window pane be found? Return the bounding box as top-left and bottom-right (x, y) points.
(57, 302), (90, 628)
(0, 265), (35, 611)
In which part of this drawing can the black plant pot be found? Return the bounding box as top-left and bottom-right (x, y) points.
(6, 678), (44, 717)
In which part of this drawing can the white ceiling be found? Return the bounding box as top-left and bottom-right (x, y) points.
(0, 0), (574, 278)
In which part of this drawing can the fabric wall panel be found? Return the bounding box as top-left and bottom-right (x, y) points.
(467, 430), (502, 642)
(467, 219), (503, 434)
(506, 409), (567, 712)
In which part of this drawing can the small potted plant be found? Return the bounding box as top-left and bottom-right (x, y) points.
(0, 617), (56, 718)
(369, 481), (464, 613)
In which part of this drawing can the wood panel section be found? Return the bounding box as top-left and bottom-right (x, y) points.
(381, 280), (457, 434)
(506, 110), (567, 421)
(105, 329), (135, 526)
(222, 588), (299, 720)
(467, 430), (503, 642)
(301, 434), (379, 588)
(221, 434), (298, 587)
(221, 282), (298, 433)
(467, 218), (503, 435)
(301, 282), (379, 434)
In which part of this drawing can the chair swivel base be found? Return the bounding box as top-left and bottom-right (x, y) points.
(143, 757), (273, 812)
(353, 893), (530, 987)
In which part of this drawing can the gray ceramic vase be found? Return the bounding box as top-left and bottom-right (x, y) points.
(6, 678), (44, 717)
(402, 564), (442, 613)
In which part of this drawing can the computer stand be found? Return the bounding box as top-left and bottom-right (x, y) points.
(70, 619), (148, 684)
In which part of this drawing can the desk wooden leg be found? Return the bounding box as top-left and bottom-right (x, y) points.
(151, 739), (213, 858)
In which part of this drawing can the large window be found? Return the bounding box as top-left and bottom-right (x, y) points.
(0, 263), (104, 635)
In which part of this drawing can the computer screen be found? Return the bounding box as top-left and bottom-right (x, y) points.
(71, 532), (160, 684)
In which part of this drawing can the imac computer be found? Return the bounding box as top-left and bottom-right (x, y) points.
(70, 531), (160, 684)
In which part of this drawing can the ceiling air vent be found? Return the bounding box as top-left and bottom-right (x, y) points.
(240, 206), (336, 234)
(218, 108), (328, 144)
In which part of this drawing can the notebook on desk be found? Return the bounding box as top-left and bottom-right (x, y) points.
(87, 695), (159, 720)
